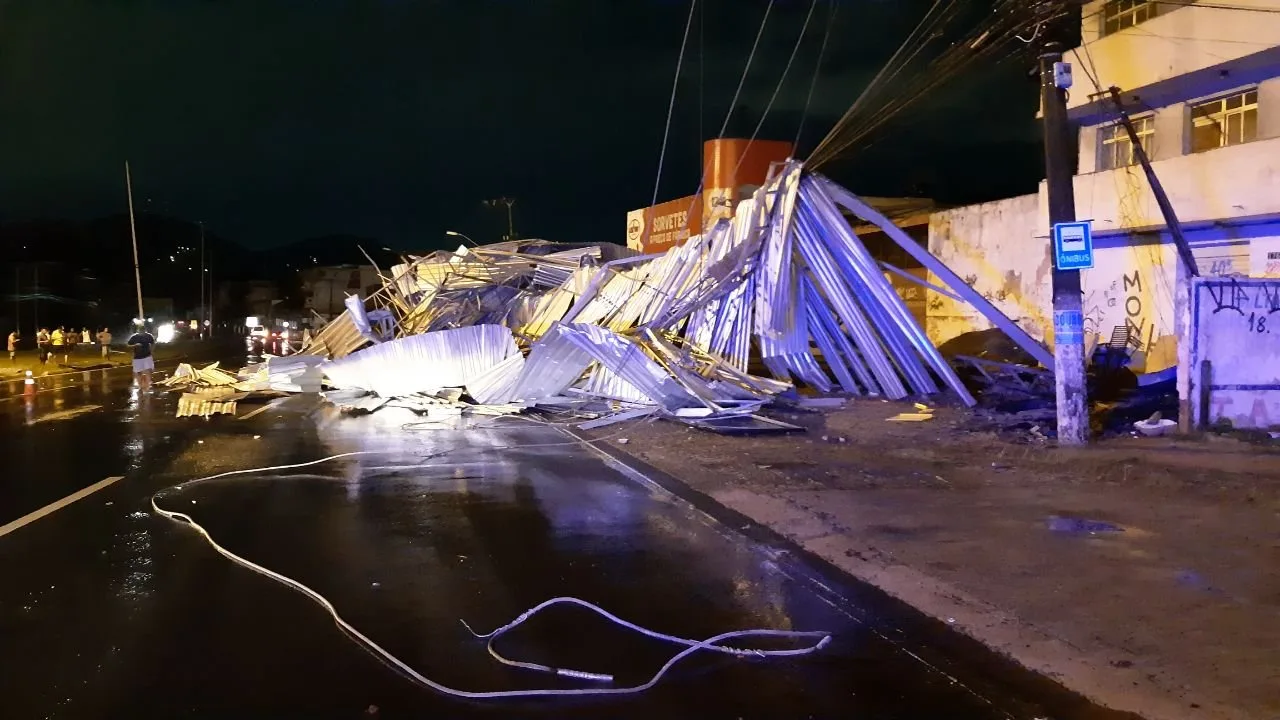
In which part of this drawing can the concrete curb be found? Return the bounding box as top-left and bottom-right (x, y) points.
(563, 426), (1146, 720)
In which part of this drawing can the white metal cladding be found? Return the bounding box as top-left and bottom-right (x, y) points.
(308, 161), (1061, 418)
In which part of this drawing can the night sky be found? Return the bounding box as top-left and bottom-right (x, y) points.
(0, 0), (1045, 251)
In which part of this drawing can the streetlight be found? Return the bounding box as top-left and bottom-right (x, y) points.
(483, 198), (516, 241)
(445, 230), (478, 247)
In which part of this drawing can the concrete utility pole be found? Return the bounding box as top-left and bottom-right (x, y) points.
(125, 161), (145, 325)
(199, 221), (206, 337)
(1040, 43), (1089, 446)
(1106, 86), (1200, 433)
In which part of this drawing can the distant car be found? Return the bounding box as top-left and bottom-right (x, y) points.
(246, 326), (301, 356)
(246, 325), (277, 356)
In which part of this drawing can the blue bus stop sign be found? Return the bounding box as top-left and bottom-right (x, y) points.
(1053, 221), (1094, 271)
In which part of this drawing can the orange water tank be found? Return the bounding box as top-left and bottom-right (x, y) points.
(702, 138), (794, 223)
(703, 138), (794, 189)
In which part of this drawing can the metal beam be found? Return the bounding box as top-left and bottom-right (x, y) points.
(820, 176), (1055, 369)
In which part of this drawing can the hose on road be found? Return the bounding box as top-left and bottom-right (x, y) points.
(150, 451), (833, 700)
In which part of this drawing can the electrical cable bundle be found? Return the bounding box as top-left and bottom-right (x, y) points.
(151, 450), (834, 700)
(807, 0), (1078, 169)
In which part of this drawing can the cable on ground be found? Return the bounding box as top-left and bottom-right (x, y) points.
(150, 451), (833, 700)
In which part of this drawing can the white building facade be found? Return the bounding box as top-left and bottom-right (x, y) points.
(927, 0), (1280, 373)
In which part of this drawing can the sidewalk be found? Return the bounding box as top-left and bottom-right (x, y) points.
(587, 400), (1280, 720)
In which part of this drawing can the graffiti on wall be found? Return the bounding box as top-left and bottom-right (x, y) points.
(1083, 266), (1160, 353)
(1197, 278), (1280, 429)
(1206, 277), (1280, 332)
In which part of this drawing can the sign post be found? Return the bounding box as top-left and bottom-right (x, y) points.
(1041, 45), (1090, 446)
(1053, 221), (1095, 271)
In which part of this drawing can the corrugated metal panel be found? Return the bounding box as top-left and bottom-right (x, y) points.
(322, 324), (519, 398)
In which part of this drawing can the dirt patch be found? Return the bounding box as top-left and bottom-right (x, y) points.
(586, 400), (1280, 720)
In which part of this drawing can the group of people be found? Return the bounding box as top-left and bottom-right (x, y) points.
(7, 327), (115, 366)
(7, 326), (154, 384)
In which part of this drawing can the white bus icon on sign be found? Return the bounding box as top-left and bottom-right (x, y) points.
(1059, 226), (1087, 252)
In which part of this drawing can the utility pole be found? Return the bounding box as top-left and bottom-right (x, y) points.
(486, 197), (516, 241)
(1106, 86), (1200, 433)
(1040, 43), (1089, 446)
(125, 161), (145, 325)
(199, 221), (205, 338)
(207, 253), (214, 336)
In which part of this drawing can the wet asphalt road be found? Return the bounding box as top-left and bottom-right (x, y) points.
(0, 359), (1128, 719)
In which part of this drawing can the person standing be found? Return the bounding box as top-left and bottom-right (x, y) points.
(128, 327), (156, 386)
(67, 328), (79, 358)
(7, 330), (18, 363)
(97, 327), (113, 359)
(37, 328), (50, 367)
(51, 327), (65, 364)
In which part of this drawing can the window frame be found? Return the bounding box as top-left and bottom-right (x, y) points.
(1101, 0), (1160, 37)
(1097, 114), (1156, 171)
(1189, 88), (1259, 154)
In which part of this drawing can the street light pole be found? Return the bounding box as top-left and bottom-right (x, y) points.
(1040, 44), (1088, 446)
(445, 230), (478, 247)
(485, 198), (516, 241)
(125, 161), (145, 325)
(207, 254), (214, 337)
(199, 221), (205, 337)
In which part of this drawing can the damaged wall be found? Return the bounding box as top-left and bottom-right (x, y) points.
(926, 137), (1280, 371)
(1190, 277), (1280, 429)
(1068, 135), (1280, 233)
(927, 205), (1260, 373)
(926, 194), (1049, 349)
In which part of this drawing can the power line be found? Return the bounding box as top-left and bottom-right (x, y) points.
(809, 0), (1074, 169)
(715, 0), (776, 141)
(698, 0), (705, 152)
(795, 0), (836, 151)
(649, 0), (699, 211)
(807, 0), (952, 167)
(673, 0), (776, 237)
(735, 0), (820, 170)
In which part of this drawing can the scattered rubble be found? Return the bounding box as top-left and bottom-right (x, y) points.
(282, 163), (1052, 429)
(162, 163), (1063, 427)
(159, 361), (303, 418)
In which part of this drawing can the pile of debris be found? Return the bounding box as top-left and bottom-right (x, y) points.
(160, 363), (253, 418)
(159, 358), (323, 418)
(165, 162), (1050, 428)
(289, 162), (1051, 429)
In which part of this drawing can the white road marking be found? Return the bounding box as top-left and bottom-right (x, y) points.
(0, 476), (124, 539)
(30, 404), (103, 424)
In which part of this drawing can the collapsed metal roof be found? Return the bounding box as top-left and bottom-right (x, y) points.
(296, 162), (1050, 425)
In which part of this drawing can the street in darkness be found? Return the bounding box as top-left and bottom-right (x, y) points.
(0, 360), (1122, 719)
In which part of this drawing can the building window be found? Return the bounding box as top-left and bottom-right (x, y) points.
(1191, 89), (1258, 153)
(1102, 0), (1159, 37)
(1098, 115), (1154, 171)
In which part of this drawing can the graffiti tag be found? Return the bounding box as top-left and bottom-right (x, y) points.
(1122, 270), (1149, 351)
(1206, 278), (1280, 317)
